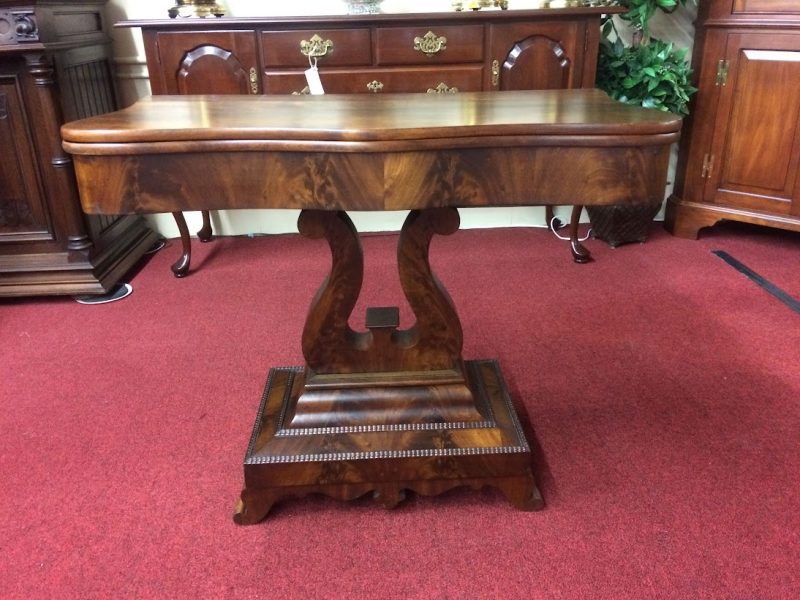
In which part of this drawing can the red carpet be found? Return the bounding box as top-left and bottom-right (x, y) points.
(1, 222), (798, 598)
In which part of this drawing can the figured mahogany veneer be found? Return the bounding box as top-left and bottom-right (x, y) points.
(62, 90), (680, 523)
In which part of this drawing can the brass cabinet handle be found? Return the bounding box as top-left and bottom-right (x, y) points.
(414, 31), (447, 57)
(366, 80), (384, 93)
(300, 34), (334, 58)
(292, 86), (311, 95)
(491, 59), (500, 87)
(249, 67), (259, 94)
(427, 82), (458, 94)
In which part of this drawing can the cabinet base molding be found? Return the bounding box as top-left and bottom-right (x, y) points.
(664, 196), (800, 240)
(233, 360), (543, 525)
(0, 216), (158, 297)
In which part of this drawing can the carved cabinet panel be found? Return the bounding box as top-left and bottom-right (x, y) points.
(147, 30), (259, 94)
(0, 1), (157, 296)
(0, 70), (51, 241)
(488, 20), (587, 91)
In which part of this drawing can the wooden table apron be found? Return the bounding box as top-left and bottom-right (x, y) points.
(62, 90), (681, 524)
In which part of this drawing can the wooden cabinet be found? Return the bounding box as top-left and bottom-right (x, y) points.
(123, 8), (615, 272)
(126, 8), (610, 97)
(0, 0), (157, 296)
(665, 0), (800, 238)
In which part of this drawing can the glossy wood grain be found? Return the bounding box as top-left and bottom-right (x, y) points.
(63, 90), (680, 216)
(63, 90), (678, 521)
(63, 89), (679, 145)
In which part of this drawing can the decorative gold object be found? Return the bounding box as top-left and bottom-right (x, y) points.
(413, 31), (447, 57)
(366, 80), (384, 93)
(491, 59), (500, 87)
(452, 0), (508, 11)
(167, 0), (225, 19)
(300, 34), (334, 59)
(292, 86), (311, 96)
(427, 83), (458, 94)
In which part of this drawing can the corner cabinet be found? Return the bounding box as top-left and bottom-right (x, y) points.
(0, 1), (158, 296)
(665, 0), (800, 238)
(124, 8), (614, 96)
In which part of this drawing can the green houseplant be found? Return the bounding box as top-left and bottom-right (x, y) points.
(589, 0), (697, 246)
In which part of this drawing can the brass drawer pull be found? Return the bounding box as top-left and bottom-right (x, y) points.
(300, 34), (334, 58)
(249, 67), (259, 94)
(491, 59), (500, 87)
(427, 82), (458, 94)
(414, 31), (447, 57)
(366, 80), (384, 93)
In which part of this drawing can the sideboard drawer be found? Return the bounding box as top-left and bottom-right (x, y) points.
(264, 65), (484, 95)
(375, 25), (484, 65)
(261, 28), (372, 67)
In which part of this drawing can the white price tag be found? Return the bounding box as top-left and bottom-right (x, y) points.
(304, 65), (325, 95)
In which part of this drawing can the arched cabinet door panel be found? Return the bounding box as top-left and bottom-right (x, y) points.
(149, 31), (259, 95)
(488, 21), (588, 91)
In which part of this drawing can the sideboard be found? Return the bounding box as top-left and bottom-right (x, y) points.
(0, 0), (157, 296)
(665, 0), (800, 238)
(121, 5), (621, 273)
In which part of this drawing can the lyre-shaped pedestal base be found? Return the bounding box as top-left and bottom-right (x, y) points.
(234, 208), (542, 523)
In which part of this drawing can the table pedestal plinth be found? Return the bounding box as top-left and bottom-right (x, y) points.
(234, 360), (542, 525)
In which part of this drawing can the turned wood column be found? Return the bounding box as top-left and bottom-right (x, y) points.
(23, 52), (91, 251)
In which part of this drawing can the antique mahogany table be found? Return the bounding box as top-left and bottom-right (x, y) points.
(61, 90), (681, 524)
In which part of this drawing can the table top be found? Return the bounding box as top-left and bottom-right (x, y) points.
(64, 90), (682, 214)
(62, 90), (681, 154)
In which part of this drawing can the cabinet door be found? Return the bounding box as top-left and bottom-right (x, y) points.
(488, 21), (587, 91)
(150, 31), (259, 95)
(704, 33), (800, 215)
(0, 75), (52, 243)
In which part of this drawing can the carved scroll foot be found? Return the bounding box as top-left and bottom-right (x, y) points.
(570, 240), (591, 264)
(197, 210), (213, 242)
(170, 211), (191, 277)
(569, 204), (592, 264)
